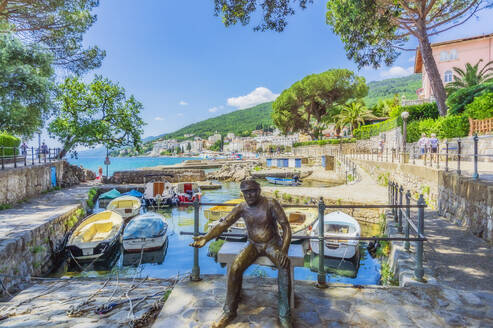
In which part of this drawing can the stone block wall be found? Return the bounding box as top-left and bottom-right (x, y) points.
(438, 174), (493, 242)
(0, 161), (64, 205)
(107, 169), (206, 184)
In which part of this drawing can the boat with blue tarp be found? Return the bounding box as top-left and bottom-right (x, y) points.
(265, 176), (301, 186)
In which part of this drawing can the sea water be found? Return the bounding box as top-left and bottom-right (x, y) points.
(53, 182), (381, 285)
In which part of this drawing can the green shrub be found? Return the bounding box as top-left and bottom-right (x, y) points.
(406, 118), (438, 142)
(447, 82), (493, 115)
(464, 92), (493, 120)
(353, 118), (398, 140)
(293, 138), (356, 147)
(0, 132), (21, 156)
(394, 102), (439, 125)
(436, 115), (469, 139)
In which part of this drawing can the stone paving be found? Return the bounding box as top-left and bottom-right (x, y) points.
(153, 275), (493, 328)
(0, 278), (173, 327)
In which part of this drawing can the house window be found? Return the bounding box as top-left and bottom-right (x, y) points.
(449, 49), (458, 60)
(440, 51), (449, 62)
(444, 70), (453, 83)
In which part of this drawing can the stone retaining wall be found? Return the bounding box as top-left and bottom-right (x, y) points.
(107, 169), (206, 184)
(0, 161), (64, 205)
(0, 202), (87, 294)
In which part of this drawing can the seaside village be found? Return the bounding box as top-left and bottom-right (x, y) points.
(1, 2), (493, 328)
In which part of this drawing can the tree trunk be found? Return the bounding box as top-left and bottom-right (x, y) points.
(58, 138), (73, 159)
(416, 22), (448, 116)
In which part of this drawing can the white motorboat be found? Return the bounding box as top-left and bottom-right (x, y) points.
(175, 182), (201, 204)
(66, 210), (124, 261)
(107, 195), (141, 220)
(143, 180), (177, 207)
(122, 212), (168, 252)
(310, 211), (361, 259)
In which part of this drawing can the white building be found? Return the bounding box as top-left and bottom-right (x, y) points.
(208, 132), (222, 144)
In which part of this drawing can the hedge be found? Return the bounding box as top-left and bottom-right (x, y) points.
(0, 132), (20, 156)
(464, 92), (493, 120)
(293, 138), (356, 147)
(405, 115), (469, 142)
(447, 82), (493, 115)
(353, 118), (398, 140)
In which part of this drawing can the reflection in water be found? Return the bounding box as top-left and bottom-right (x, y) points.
(53, 182), (382, 285)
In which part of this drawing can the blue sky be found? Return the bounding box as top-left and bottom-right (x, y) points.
(51, 1), (493, 141)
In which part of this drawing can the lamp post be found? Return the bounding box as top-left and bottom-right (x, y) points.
(401, 111), (409, 163)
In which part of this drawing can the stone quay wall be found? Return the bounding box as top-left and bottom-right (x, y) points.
(0, 161), (64, 205)
(0, 200), (88, 295)
(355, 159), (493, 243)
(107, 169), (206, 184)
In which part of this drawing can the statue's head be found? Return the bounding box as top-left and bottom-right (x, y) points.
(240, 179), (261, 206)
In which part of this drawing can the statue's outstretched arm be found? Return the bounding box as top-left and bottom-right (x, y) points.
(205, 204), (243, 241)
(272, 199), (291, 254)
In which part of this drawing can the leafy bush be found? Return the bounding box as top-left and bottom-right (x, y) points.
(447, 82), (493, 115)
(435, 115), (470, 139)
(464, 92), (493, 119)
(393, 102), (439, 125)
(293, 138), (356, 147)
(353, 118), (398, 140)
(0, 132), (21, 156)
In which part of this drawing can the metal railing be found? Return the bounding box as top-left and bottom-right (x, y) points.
(180, 188), (427, 287)
(346, 134), (493, 180)
(0, 146), (61, 170)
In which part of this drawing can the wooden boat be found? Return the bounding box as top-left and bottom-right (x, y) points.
(204, 198), (243, 221)
(98, 188), (121, 207)
(122, 212), (168, 252)
(285, 207), (318, 238)
(310, 211), (361, 259)
(107, 195), (141, 220)
(66, 210), (124, 261)
(143, 180), (177, 207)
(266, 176), (301, 186)
(175, 182), (201, 204)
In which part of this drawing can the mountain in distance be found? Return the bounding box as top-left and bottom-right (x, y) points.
(364, 74), (422, 107)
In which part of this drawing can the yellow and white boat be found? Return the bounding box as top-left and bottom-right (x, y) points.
(204, 198), (243, 221)
(107, 195), (141, 220)
(66, 210), (124, 261)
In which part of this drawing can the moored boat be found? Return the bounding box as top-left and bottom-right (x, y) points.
(285, 207), (318, 238)
(106, 195), (141, 220)
(66, 210), (124, 261)
(310, 211), (361, 259)
(204, 198), (243, 221)
(143, 180), (177, 207)
(122, 212), (168, 252)
(175, 182), (201, 204)
(266, 176), (301, 186)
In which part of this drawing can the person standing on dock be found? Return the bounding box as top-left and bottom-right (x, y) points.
(190, 179), (292, 328)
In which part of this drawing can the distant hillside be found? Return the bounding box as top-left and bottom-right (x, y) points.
(364, 74), (422, 107)
(159, 102), (274, 141)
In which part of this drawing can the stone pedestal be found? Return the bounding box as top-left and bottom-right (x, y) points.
(400, 152), (409, 164)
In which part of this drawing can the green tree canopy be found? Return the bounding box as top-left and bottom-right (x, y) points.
(0, 34), (54, 138)
(272, 69), (367, 138)
(334, 101), (375, 133)
(0, 0), (105, 74)
(326, 0), (486, 117)
(49, 76), (145, 158)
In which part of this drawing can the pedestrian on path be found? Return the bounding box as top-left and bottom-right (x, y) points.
(429, 133), (439, 161)
(20, 142), (28, 156)
(417, 133), (428, 159)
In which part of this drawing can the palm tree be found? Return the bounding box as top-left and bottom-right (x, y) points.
(446, 59), (493, 94)
(334, 102), (376, 135)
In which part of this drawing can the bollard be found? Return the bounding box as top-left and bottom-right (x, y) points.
(394, 183), (399, 222)
(457, 139), (461, 175)
(1, 146), (4, 170)
(414, 194), (425, 281)
(191, 198), (201, 281)
(404, 191), (411, 251)
(473, 134), (479, 180)
(398, 186), (403, 233)
(317, 197), (327, 288)
(445, 141), (449, 172)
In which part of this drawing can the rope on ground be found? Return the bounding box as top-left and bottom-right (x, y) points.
(66, 277), (111, 317)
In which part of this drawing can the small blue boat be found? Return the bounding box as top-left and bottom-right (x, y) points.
(122, 189), (143, 198)
(265, 176), (301, 186)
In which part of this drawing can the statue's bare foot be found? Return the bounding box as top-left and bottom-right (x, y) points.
(279, 316), (293, 328)
(211, 312), (236, 328)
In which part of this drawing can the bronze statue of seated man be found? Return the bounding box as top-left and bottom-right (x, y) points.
(191, 179), (292, 328)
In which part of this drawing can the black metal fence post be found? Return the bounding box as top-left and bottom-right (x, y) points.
(24, 147), (27, 166)
(457, 139), (461, 175)
(13, 147), (17, 168)
(31, 147), (34, 165)
(436, 144), (439, 169)
(405, 191), (411, 251)
(317, 197), (327, 288)
(445, 141), (449, 172)
(398, 186), (403, 233)
(424, 149), (427, 166)
(414, 194), (425, 281)
(390, 182), (395, 217)
(473, 134), (479, 180)
(191, 198), (201, 281)
(394, 183), (399, 222)
(38, 147), (41, 163)
(1, 146), (4, 170)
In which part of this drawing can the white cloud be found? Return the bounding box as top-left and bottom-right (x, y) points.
(179, 100), (188, 106)
(155, 117), (163, 121)
(380, 66), (414, 78)
(208, 106), (219, 113)
(227, 87), (279, 109)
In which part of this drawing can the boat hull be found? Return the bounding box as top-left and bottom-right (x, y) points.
(123, 235), (168, 252)
(309, 241), (359, 259)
